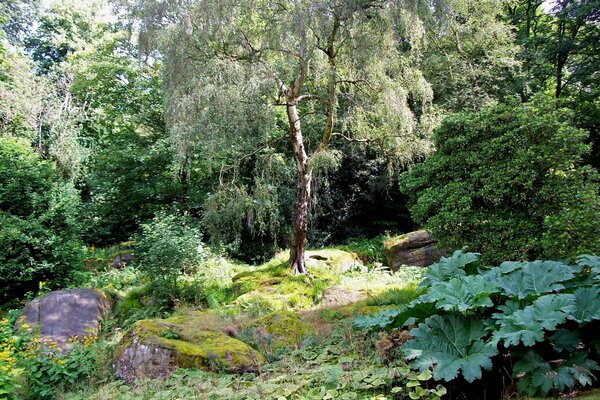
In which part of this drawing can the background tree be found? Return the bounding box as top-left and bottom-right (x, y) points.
(402, 96), (600, 264)
(0, 137), (82, 304)
(163, 0), (435, 273)
(420, 0), (520, 111)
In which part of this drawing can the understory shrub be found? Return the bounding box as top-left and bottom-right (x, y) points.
(355, 250), (600, 397)
(0, 137), (83, 305)
(402, 97), (600, 264)
(133, 212), (205, 306)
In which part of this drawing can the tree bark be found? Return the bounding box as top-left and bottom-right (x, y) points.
(287, 101), (311, 275)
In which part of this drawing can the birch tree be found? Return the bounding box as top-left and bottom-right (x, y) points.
(164, 0), (435, 273)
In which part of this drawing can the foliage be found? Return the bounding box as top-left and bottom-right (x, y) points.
(133, 212), (205, 305)
(68, 31), (181, 245)
(23, 2), (96, 74)
(402, 97), (600, 264)
(0, 311), (112, 400)
(0, 137), (82, 304)
(421, 0), (519, 111)
(62, 317), (446, 400)
(357, 250), (600, 397)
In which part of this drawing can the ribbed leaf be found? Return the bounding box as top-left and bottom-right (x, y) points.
(403, 314), (497, 383)
(496, 261), (575, 299)
(569, 287), (600, 323)
(549, 329), (580, 353)
(420, 275), (498, 313)
(492, 294), (576, 347)
(420, 250), (480, 288)
(514, 350), (599, 396)
(577, 255), (600, 282)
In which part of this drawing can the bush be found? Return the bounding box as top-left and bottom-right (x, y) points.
(401, 97), (600, 264)
(133, 212), (205, 306)
(355, 250), (600, 397)
(0, 137), (82, 304)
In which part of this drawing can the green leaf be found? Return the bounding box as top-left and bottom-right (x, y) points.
(421, 275), (497, 313)
(514, 350), (599, 396)
(402, 314), (497, 383)
(492, 294), (576, 347)
(420, 249), (480, 288)
(577, 255), (600, 279)
(569, 287), (600, 323)
(495, 260), (575, 299)
(549, 329), (580, 353)
(352, 308), (403, 331)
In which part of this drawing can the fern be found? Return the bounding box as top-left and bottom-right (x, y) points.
(402, 314), (497, 383)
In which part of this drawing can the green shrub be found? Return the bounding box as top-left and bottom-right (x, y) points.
(356, 250), (600, 397)
(133, 212), (205, 306)
(401, 97), (600, 264)
(0, 137), (83, 304)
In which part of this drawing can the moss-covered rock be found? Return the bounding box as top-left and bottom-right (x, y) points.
(383, 230), (441, 269)
(249, 311), (315, 348)
(114, 316), (264, 382)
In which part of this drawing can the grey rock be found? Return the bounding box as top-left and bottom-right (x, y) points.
(19, 289), (112, 351)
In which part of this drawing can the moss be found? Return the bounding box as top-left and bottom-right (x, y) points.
(116, 317), (264, 374)
(232, 260), (288, 295)
(230, 249), (360, 312)
(305, 249), (361, 272)
(250, 311), (315, 348)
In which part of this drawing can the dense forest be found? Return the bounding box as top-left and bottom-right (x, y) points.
(0, 0), (599, 399)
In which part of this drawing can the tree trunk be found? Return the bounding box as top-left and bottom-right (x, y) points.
(287, 101), (311, 274)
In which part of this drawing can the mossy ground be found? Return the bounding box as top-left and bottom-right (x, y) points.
(55, 246), (437, 399)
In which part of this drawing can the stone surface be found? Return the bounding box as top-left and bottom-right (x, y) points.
(114, 317), (264, 382)
(111, 252), (134, 269)
(383, 230), (442, 269)
(19, 289), (112, 350)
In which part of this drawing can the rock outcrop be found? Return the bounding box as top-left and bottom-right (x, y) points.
(383, 230), (441, 269)
(114, 317), (264, 382)
(19, 289), (112, 351)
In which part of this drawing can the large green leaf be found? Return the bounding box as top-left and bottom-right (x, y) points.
(402, 314), (497, 383)
(420, 275), (498, 313)
(495, 261), (575, 299)
(514, 350), (599, 396)
(577, 255), (600, 282)
(549, 329), (580, 353)
(420, 250), (480, 288)
(568, 287), (600, 323)
(491, 294), (576, 347)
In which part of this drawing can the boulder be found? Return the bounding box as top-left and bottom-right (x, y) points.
(19, 289), (112, 351)
(114, 317), (264, 382)
(383, 230), (441, 269)
(111, 252), (134, 269)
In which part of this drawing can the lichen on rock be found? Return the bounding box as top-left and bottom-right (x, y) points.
(114, 317), (264, 382)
